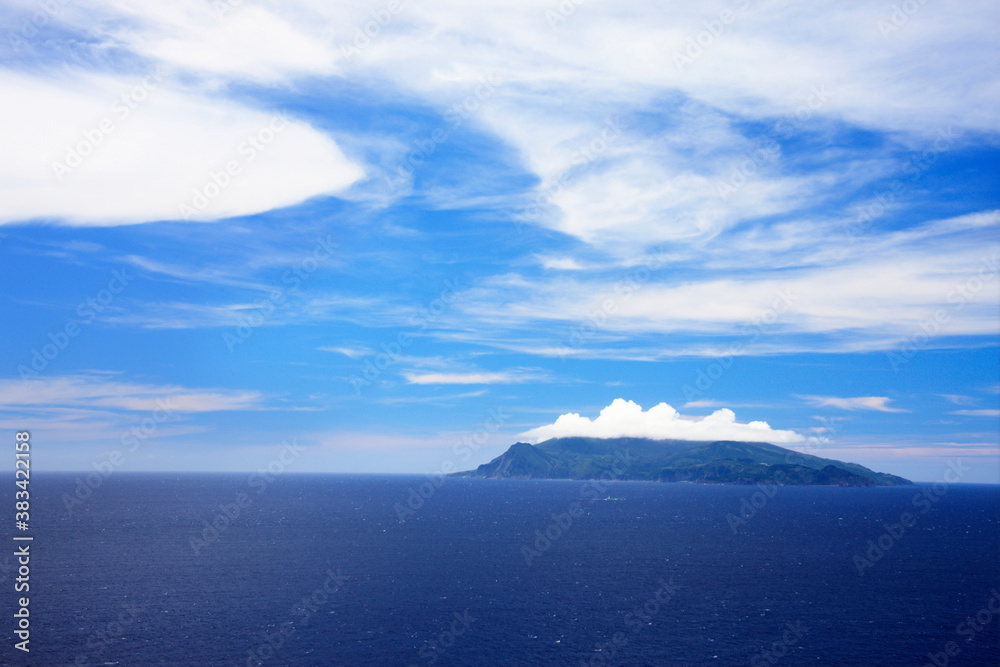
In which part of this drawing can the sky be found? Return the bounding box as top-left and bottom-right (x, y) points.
(0, 0), (997, 482)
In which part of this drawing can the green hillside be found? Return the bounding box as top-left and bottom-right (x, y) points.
(451, 437), (912, 486)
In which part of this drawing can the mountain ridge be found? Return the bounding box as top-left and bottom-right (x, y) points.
(451, 437), (913, 486)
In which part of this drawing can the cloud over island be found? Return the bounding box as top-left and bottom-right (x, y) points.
(519, 398), (806, 444)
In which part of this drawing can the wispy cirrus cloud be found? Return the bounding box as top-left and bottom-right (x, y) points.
(682, 400), (772, 410)
(435, 212), (999, 358)
(318, 346), (371, 359)
(950, 409), (1000, 417)
(4, 0), (996, 234)
(0, 373), (262, 447)
(799, 395), (907, 413)
(940, 394), (977, 406)
(99, 292), (389, 330)
(120, 255), (276, 291)
(0, 373), (263, 413)
(403, 370), (545, 385)
(375, 390), (489, 405)
(320, 0), (997, 253)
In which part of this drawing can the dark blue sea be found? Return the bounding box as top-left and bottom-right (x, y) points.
(5, 474), (999, 666)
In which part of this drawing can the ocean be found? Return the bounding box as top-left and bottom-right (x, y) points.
(9, 473), (999, 666)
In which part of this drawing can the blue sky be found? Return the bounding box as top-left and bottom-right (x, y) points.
(0, 0), (997, 482)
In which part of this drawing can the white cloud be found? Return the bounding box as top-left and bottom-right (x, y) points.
(0, 69), (363, 225)
(20, 0), (341, 84)
(314, 0), (998, 252)
(800, 396), (907, 413)
(519, 398), (805, 443)
(375, 390), (489, 405)
(318, 346), (371, 358)
(683, 400), (727, 409)
(0, 374), (263, 413)
(403, 370), (542, 385)
(108, 2), (340, 83)
(538, 256), (588, 271)
(683, 399), (770, 409)
(441, 214), (1000, 356)
(940, 394), (976, 406)
(951, 409), (1000, 417)
(5, 0), (995, 241)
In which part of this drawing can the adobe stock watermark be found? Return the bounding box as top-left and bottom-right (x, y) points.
(773, 86), (833, 139)
(384, 75), (501, 194)
(717, 85), (832, 199)
(213, 0), (246, 19)
(921, 589), (1000, 667)
(326, 0), (405, 62)
(877, 0), (932, 38)
(716, 140), (780, 200)
(349, 279), (462, 394)
(17, 267), (135, 381)
(674, 0), (752, 72)
(71, 601), (145, 667)
(853, 459), (969, 576)
(887, 251), (999, 372)
(223, 235), (337, 351)
(521, 450), (635, 566)
(394, 408), (509, 523)
(682, 287), (795, 402)
(245, 568), (349, 667)
(581, 577), (680, 667)
(62, 398), (177, 517)
(844, 126), (957, 241)
(514, 116), (626, 234)
(558, 245), (669, 360)
(51, 68), (164, 182)
(408, 610), (476, 666)
(544, 0), (588, 28)
(179, 113), (290, 219)
(724, 437), (826, 534)
(6, 0), (68, 53)
(750, 620), (809, 667)
(189, 439), (304, 555)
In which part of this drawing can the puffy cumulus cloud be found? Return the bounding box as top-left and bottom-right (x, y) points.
(519, 398), (805, 443)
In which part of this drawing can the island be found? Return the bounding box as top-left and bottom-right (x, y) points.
(450, 437), (913, 486)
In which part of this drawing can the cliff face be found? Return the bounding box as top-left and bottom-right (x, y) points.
(452, 437), (913, 486)
(472, 442), (557, 478)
